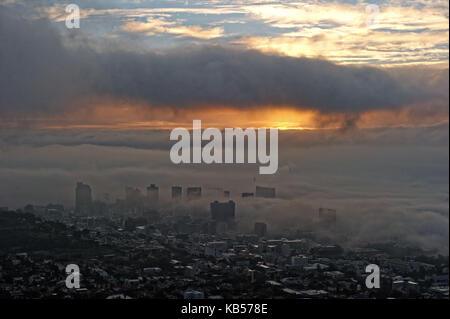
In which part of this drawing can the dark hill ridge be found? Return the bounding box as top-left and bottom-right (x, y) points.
(0, 211), (104, 254)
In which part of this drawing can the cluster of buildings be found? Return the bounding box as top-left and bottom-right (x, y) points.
(0, 205), (448, 299)
(73, 182), (208, 216)
(0, 182), (447, 299)
(73, 181), (276, 216)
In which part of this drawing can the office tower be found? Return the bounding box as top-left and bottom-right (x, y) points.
(147, 184), (159, 204)
(186, 187), (202, 200)
(75, 182), (92, 215)
(255, 186), (276, 198)
(254, 222), (267, 237)
(172, 186), (182, 200)
(210, 200), (235, 222)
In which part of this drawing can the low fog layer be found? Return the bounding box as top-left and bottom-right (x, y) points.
(0, 127), (448, 254)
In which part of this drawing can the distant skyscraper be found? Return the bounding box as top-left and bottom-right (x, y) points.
(254, 222), (267, 237)
(255, 186), (276, 198)
(210, 200), (235, 222)
(172, 186), (182, 200)
(147, 184), (159, 204)
(187, 187), (202, 200)
(75, 182), (92, 215)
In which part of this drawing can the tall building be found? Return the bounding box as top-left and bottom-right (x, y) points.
(254, 222), (267, 237)
(255, 186), (276, 198)
(75, 182), (92, 215)
(147, 184), (159, 204)
(187, 187), (202, 200)
(172, 186), (182, 200)
(210, 200), (235, 222)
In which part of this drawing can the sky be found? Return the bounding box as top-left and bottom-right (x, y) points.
(0, 0), (448, 253)
(17, 0), (450, 66)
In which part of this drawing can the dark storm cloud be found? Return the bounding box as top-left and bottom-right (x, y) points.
(0, 6), (91, 114)
(0, 5), (448, 117)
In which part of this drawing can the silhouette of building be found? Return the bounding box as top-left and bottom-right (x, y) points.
(254, 222), (267, 237)
(210, 200), (235, 222)
(255, 186), (276, 198)
(187, 187), (202, 200)
(172, 186), (182, 200)
(146, 184), (159, 205)
(75, 182), (92, 215)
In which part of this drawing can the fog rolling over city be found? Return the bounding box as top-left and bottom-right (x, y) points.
(0, 127), (448, 254)
(0, 0), (448, 301)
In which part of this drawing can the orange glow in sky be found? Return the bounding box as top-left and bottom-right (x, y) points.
(24, 99), (448, 131)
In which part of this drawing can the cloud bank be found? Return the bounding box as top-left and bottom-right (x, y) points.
(0, 5), (448, 122)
